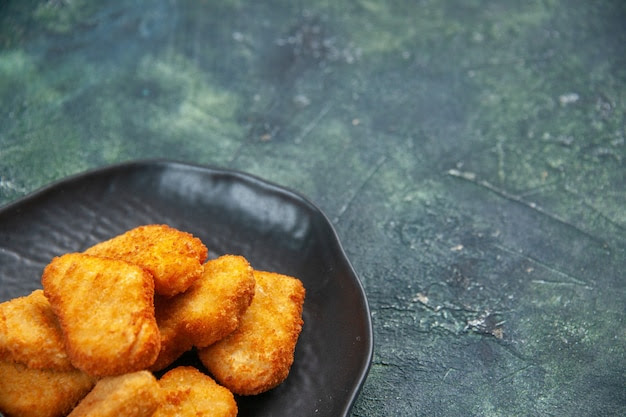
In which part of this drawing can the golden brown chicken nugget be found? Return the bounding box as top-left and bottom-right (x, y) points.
(0, 289), (73, 371)
(148, 313), (190, 372)
(150, 255), (255, 371)
(84, 224), (208, 297)
(154, 366), (237, 417)
(0, 360), (95, 417)
(42, 253), (160, 377)
(68, 371), (161, 417)
(198, 270), (305, 395)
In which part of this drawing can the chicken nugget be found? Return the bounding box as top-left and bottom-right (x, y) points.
(84, 224), (208, 297)
(0, 360), (95, 417)
(68, 370), (161, 417)
(148, 312), (190, 372)
(0, 289), (73, 370)
(198, 270), (305, 395)
(150, 255), (255, 371)
(153, 366), (237, 417)
(42, 253), (160, 377)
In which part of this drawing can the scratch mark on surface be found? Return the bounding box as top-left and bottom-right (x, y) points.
(334, 155), (387, 223)
(447, 169), (608, 248)
(496, 364), (533, 383)
(496, 138), (505, 184)
(441, 366), (469, 381)
(561, 185), (626, 232)
(227, 139), (248, 164)
(293, 102), (333, 144)
(530, 279), (593, 290)
(580, 198), (626, 232)
(497, 340), (534, 364)
(494, 243), (593, 289)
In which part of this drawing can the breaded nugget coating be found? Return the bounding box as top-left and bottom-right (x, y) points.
(149, 311), (191, 372)
(0, 360), (95, 417)
(154, 366), (237, 417)
(198, 270), (305, 395)
(84, 224), (208, 297)
(42, 253), (160, 377)
(68, 371), (161, 417)
(0, 289), (73, 371)
(151, 255), (255, 371)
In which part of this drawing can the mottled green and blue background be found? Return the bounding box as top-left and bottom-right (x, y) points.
(1, 1), (624, 415)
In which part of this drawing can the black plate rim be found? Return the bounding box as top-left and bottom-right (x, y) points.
(0, 158), (374, 416)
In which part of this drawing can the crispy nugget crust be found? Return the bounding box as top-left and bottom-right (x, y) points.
(199, 270), (305, 395)
(150, 255), (255, 371)
(84, 224), (208, 297)
(68, 371), (161, 417)
(0, 290), (73, 370)
(154, 366), (237, 417)
(42, 253), (160, 377)
(0, 360), (95, 417)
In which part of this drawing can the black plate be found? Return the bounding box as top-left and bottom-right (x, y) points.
(0, 160), (373, 417)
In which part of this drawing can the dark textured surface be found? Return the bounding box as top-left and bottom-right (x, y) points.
(0, 1), (625, 416)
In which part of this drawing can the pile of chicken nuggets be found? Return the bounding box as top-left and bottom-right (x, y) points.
(0, 224), (306, 417)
